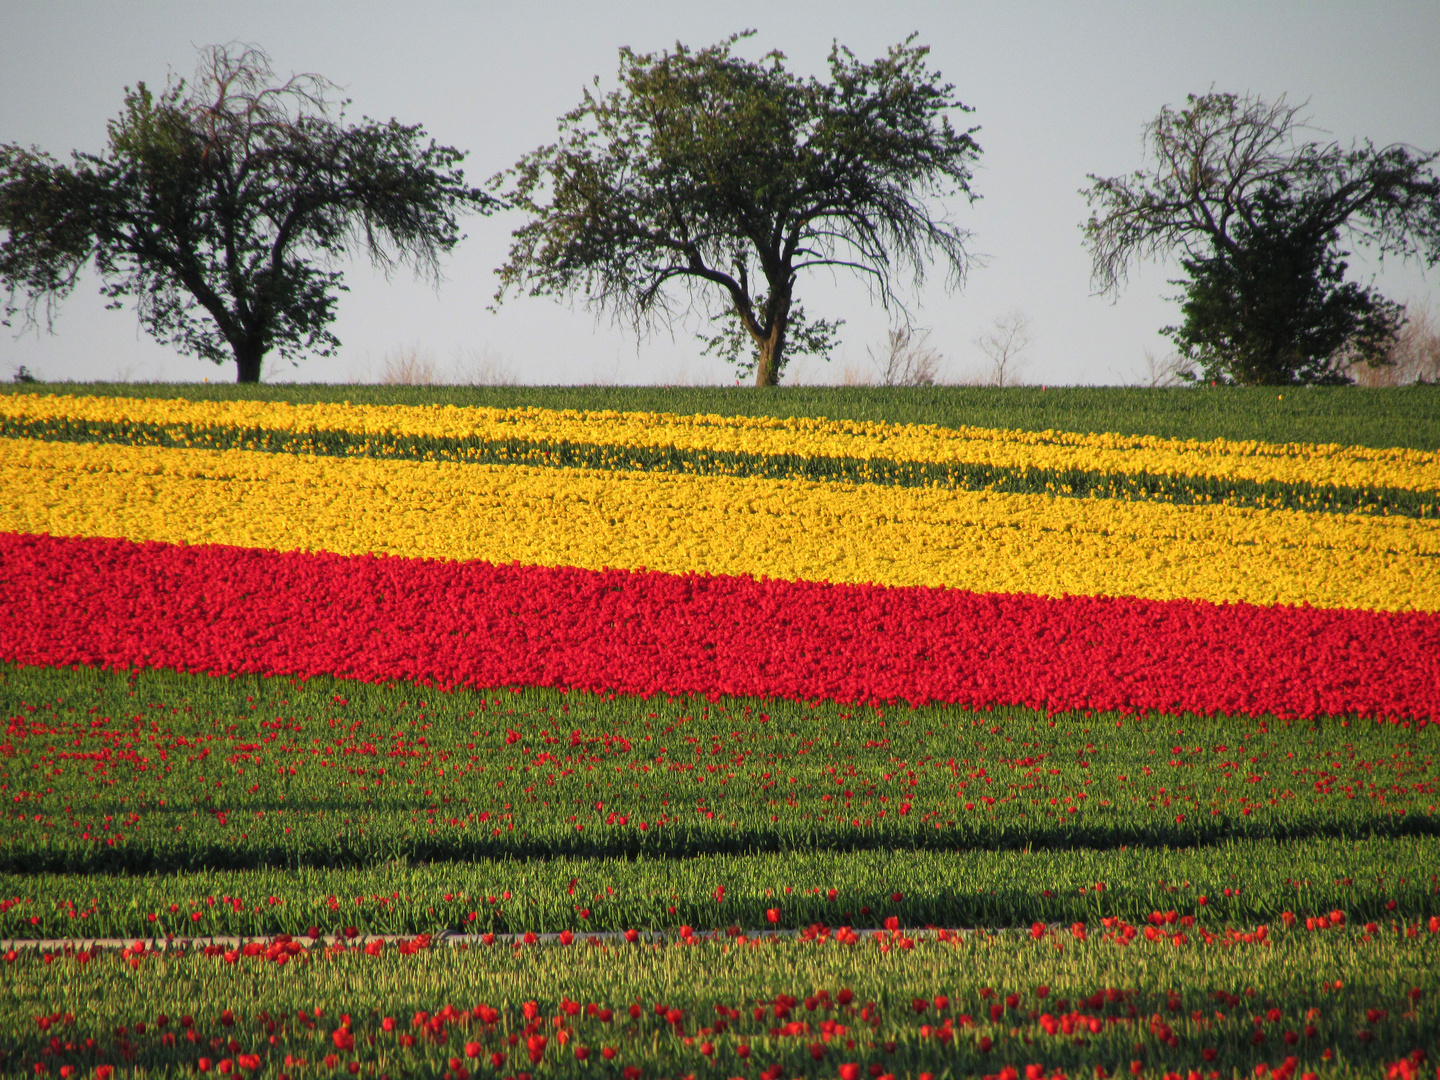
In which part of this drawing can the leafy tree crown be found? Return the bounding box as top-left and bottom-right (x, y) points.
(0, 43), (493, 381)
(1081, 92), (1440, 385)
(494, 32), (981, 385)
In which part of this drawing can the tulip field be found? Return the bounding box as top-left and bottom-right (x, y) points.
(1, 386), (1438, 1080)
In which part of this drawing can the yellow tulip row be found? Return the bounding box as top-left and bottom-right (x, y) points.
(3, 392), (1436, 494)
(3, 437), (1435, 612)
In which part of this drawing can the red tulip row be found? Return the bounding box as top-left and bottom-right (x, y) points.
(23, 907), (1431, 968)
(2, 531), (1436, 720)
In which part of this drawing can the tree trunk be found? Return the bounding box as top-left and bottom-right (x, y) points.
(754, 336), (783, 387)
(234, 342), (265, 384)
(752, 300), (789, 387)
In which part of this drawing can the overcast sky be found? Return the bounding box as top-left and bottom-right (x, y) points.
(2, 0), (1437, 386)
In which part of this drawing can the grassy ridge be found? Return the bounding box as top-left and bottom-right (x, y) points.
(3, 382), (1435, 1079)
(3, 382), (1437, 450)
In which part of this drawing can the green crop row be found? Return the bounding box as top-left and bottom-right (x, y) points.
(3, 807), (1437, 879)
(2, 663), (1435, 904)
(3, 382), (1436, 451)
(3, 837), (1438, 941)
(4, 415), (1433, 518)
(5, 926), (1437, 1079)
(4, 667), (1437, 1077)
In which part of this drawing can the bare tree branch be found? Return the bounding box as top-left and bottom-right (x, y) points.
(868, 324), (943, 386)
(973, 310), (1032, 387)
(1081, 93), (1440, 296)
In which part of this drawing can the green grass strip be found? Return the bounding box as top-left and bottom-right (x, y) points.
(4, 839), (1437, 939)
(6, 381), (1438, 450)
(4, 414), (1436, 519)
(4, 664), (1437, 881)
(5, 931), (1435, 1080)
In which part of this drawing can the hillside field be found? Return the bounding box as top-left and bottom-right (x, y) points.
(1, 384), (1436, 1080)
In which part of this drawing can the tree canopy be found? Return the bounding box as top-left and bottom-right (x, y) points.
(1082, 92), (1440, 385)
(0, 44), (494, 382)
(494, 32), (981, 386)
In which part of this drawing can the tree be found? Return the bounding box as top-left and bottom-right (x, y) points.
(868, 325), (943, 386)
(493, 32), (981, 386)
(1135, 348), (1193, 388)
(1385, 301), (1440, 384)
(973, 310), (1032, 387)
(0, 44), (493, 382)
(1348, 300), (1440, 385)
(1082, 92), (1440, 385)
